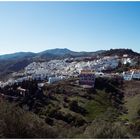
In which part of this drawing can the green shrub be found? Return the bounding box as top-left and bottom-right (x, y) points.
(84, 119), (131, 138)
(0, 100), (58, 138)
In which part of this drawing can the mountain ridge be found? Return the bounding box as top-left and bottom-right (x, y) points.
(0, 48), (139, 60)
(0, 48), (104, 59)
(0, 48), (105, 61)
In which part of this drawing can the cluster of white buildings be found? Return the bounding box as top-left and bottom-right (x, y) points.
(0, 76), (32, 88)
(123, 69), (140, 81)
(24, 56), (120, 77)
(0, 54), (139, 88)
(121, 54), (137, 66)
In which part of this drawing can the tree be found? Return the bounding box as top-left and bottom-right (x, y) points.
(0, 100), (58, 138)
(69, 100), (88, 115)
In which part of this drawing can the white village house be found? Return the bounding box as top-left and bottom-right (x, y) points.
(132, 70), (140, 80)
(48, 76), (64, 84)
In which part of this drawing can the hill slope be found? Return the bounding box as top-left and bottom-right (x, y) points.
(102, 49), (140, 57)
(0, 48), (104, 79)
(0, 52), (36, 60)
(0, 77), (127, 138)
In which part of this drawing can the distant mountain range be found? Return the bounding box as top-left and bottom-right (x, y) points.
(0, 52), (36, 61)
(0, 48), (104, 61)
(0, 48), (139, 61)
(0, 48), (139, 80)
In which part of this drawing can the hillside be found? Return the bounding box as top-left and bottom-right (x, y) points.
(0, 48), (104, 61)
(102, 49), (140, 57)
(0, 52), (36, 60)
(0, 48), (139, 80)
(1, 77), (140, 138)
(0, 77), (126, 138)
(0, 48), (104, 79)
(37, 48), (104, 59)
(121, 80), (140, 121)
(0, 58), (34, 80)
(39, 48), (74, 56)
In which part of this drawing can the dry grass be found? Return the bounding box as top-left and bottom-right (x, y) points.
(123, 80), (140, 98)
(121, 80), (140, 121)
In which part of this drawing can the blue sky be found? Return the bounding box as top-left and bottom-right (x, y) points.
(0, 2), (140, 54)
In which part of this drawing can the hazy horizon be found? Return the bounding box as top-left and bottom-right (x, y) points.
(0, 2), (140, 54)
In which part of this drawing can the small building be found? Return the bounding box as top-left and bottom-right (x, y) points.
(17, 87), (26, 96)
(123, 54), (128, 58)
(48, 76), (63, 84)
(122, 57), (132, 65)
(132, 70), (140, 80)
(79, 70), (95, 88)
(122, 71), (133, 81)
(38, 83), (45, 88)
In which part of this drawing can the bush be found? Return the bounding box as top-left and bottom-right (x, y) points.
(0, 100), (58, 138)
(69, 100), (88, 115)
(84, 119), (131, 138)
(131, 119), (140, 137)
(137, 109), (140, 117)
